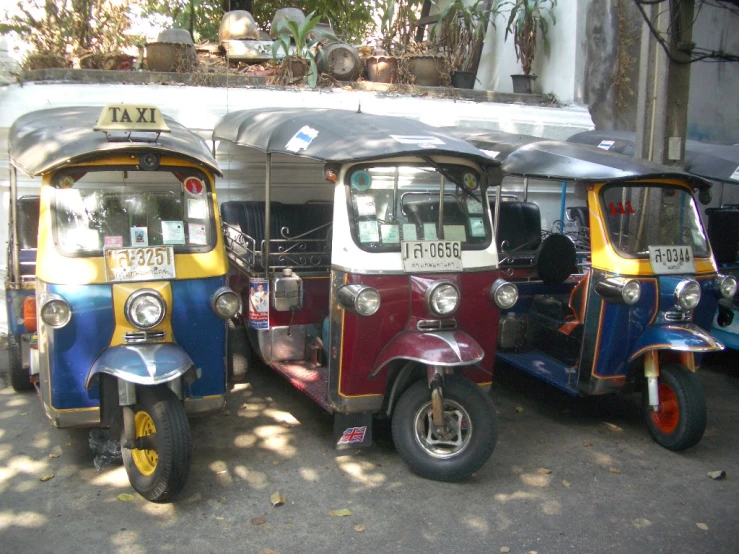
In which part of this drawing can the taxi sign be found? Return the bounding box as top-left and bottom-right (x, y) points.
(94, 104), (170, 133)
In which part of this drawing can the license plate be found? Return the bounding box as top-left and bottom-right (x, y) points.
(648, 245), (695, 275)
(402, 241), (462, 273)
(105, 246), (176, 282)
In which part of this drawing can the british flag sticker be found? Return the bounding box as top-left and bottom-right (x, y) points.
(338, 426), (367, 445)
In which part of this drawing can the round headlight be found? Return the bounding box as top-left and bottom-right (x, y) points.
(212, 287), (241, 319)
(716, 274), (738, 300)
(674, 280), (701, 311)
(355, 288), (381, 316)
(125, 290), (166, 329)
(622, 279), (641, 305)
(426, 282), (460, 317)
(490, 279), (518, 309)
(40, 296), (71, 328)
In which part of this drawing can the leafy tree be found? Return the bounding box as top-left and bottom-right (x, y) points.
(142, 0), (223, 42)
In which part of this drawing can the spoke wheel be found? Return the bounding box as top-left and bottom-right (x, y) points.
(643, 363), (706, 451)
(392, 375), (497, 482)
(122, 385), (191, 502)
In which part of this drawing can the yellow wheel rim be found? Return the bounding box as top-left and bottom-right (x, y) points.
(131, 410), (157, 476)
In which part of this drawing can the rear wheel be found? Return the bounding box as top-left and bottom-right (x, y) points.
(227, 319), (251, 383)
(643, 364), (706, 451)
(9, 336), (32, 392)
(392, 375), (497, 482)
(122, 386), (191, 502)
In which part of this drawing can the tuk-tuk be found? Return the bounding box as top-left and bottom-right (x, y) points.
(462, 131), (735, 451)
(214, 108), (518, 481)
(568, 130), (739, 349)
(7, 105), (240, 501)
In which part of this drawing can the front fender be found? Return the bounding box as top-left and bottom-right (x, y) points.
(629, 324), (724, 362)
(372, 330), (484, 377)
(84, 344), (196, 389)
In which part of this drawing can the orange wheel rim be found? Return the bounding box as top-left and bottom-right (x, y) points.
(651, 382), (679, 434)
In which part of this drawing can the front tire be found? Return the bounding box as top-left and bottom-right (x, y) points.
(122, 386), (191, 502)
(643, 364), (706, 451)
(9, 336), (32, 392)
(392, 375), (497, 482)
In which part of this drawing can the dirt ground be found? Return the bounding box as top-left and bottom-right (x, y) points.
(0, 347), (737, 554)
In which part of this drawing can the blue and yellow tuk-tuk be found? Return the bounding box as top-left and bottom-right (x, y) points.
(7, 105), (240, 501)
(462, 131), (735, 450)
(567, 130), (739, 350)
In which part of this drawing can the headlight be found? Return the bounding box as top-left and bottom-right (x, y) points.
(125, 289), (166, 329)
(595, 277), (640, 305)
(674, 280), (701, 311)
(489, 279), (518, 309)
(715, 274), (738, 300)
(426, 281), (460, 317)
(212, 287), (241, 319)
(40, 293), (71, 328)
(337, 284), (381, 316)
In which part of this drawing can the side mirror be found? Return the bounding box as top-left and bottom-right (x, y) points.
(698, 188), (712, 205)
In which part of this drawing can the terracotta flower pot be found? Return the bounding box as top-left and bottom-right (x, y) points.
(366, 56), (397, 83)
(406, 55), (444, 87)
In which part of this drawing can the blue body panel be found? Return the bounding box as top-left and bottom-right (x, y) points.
(170, 276), (227, 398)
(630, 324), (723, 359)
(497, 350), (578, 395)
(47, 284), (114, 410)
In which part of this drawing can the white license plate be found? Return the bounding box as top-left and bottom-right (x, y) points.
(402, 240), (462, 273)
(648, 245), (695, 274)
(105, 246), (176, 282)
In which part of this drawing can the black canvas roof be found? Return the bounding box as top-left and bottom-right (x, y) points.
(9, 106), (221, 177)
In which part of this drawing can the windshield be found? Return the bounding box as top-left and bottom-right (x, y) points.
(347, 164), (491, 252)
(52, 168), (215, 256)
(601, 184), (710, 259)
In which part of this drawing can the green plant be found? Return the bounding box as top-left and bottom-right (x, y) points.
(431, 0), (499, 73)
(500, 0), (557, 76)
(376, 0), (424, 55)
(271, 11), (336, 88)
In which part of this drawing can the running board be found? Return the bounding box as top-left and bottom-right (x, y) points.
(271, 361), (332, 412)
(496, 350), (580, 395)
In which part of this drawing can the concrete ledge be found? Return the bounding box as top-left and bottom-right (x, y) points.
(18, 69), (553, 106)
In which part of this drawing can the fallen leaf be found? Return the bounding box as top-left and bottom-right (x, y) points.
(273, 461), (280, 466)
(609, 467), (621, 474)
(354, 524), (365, 532)
(270, 491), (285, 507)
(528, 551), (538, 554)
(117, 493), (135, 501)
(214, 516), (224, 520)
(501, 548), (511, 553)
(583, 441), (593, 447)
(603, 422), (622, 432)
(66, 441), (72, 447)
(696, 522), (709, 531)
(707, 470), (726, 480)
(258, 549), (279, 554)
(19, 412), (28, 416)
(562, 480), (571, 488)
(39, 473), (54, 482)
(49, 453), (60, 459)
(328, 509), (352, 517)
(515, 406), (524, 413)
(252, 516), (267, 526)
(537, 468), (552, 475)
(223, 410), (231, 416)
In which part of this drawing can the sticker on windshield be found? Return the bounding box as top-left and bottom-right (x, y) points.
(598, 140), (615, 150)
(188, 198), (207, 219)
(381, 224), (399, 244)
(469, 218), (486, 237)
(351, 170), (372, 191)
(731, 166), (739, 181)
(423, 223), (438, 240)
(104, 236), (123, 248)
(402, 224), (418, 240)
(184, 177), (204, 196)
(57, 174), (76, 189)
(463, 172), (479, 191)
(188, 223), (207, 245)
(285, 126), (319, 153)
(355, 195), (376, 216)
(131, 227), (149, 247)
(608, 201), (635, 216)
(162, 221), (186, 245)
(444, 225), (467, 242)
(358, 221), (379, 243)
(390, 135), (445, 148)
(466, 196), (483, 214)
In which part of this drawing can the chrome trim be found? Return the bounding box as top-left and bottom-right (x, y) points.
(124, 289), (166, 330)
(489, 278), (519, 309)
(39, 292), (72, 328)
(84, 344), (194, 388)
(664, 311), (690, 322)
(336, 284), (381, 315)
(674, 279), (701, 311)
(594, 277), (641, 305)
(47, 407), (101, 428)
(715, 273), (738, 299)
(123, 330), (167, 343)
(425, 281), (460, 317)
(211, 285), (242, 319)
(417, 319), (457, 331)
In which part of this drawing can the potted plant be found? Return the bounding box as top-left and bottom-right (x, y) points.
(431, 0), (499, 89)
(500, 0), (557, 94)
(366, 0), (424, 83)
(271, 11), (336, 88)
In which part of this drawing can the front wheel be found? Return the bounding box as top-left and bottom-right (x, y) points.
(9, 336), (32, 392)
(643, 364), (706, 451)
(122, 385), (191, 502)
(392, 375), (498, 482)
